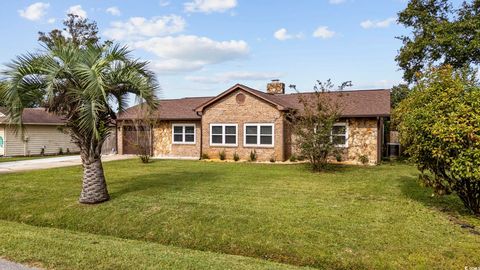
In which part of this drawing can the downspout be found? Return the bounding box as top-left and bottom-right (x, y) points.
(196, 111), (203, 160)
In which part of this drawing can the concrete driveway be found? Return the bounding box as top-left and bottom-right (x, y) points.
(0, 155), (134, 174)
(0, 259), (39, 270)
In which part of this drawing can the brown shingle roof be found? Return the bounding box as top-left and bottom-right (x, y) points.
(118, 84), (391, 121)
(0, 107), (66, 125)
(276, 89), (391, 117)
(117, 96), (213, 121)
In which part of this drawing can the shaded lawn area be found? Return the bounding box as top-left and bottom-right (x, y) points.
(0, 159), (479, 269)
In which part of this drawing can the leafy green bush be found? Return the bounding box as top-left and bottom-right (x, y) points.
(289, 154), (297, 162)
(394, 66), (480, 214)
(201, 153), (210, 160)
(269, 156), (276, 163)
(358, 155), (369, 165)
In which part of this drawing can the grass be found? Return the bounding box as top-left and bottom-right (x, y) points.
(0, 220), (305, 270)
(0, 160), (479, 269)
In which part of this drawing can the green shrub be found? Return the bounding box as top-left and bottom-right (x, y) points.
(335, 153), (343, 162)
(269, 156), (276, 163)
(219, 150), (226, 161)
(201, 153), (210, 160)
(233, 152), (240, 162)
(58, 148), (64, 155)
(249, 150), (257, 162)
(289, 154), (297, 162)
(358, 155), (369, 165)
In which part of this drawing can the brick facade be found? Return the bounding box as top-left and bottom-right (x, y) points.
(117, 85), (389, 164)
(201, 89), (285, 161)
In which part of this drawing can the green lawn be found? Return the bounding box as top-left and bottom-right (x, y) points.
(0, 160), (479, 269)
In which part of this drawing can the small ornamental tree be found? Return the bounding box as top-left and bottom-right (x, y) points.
(288, 80), (350, 171)
(394, 66), (480, 215)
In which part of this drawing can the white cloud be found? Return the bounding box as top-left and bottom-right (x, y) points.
(184, 0), (237, 13)
(273, 28), (303, 41)
(312, 26), (335, 39)
(133, 35), (249, 73)
(47, 18), (56, 24)
(106, 6), (121, 16)
(159, 0), (170, 7)
(104, 15), (186, 41)
(186, 71), (283, 84)
(360, 17), (396, 29)
(18, 2), (50, 21)
(329, 0), (346, 4)
(67, 5), (87, 18)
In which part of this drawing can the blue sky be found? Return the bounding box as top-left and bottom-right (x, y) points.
(2, 0), (417, 99)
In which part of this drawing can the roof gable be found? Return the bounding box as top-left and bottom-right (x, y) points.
(194, 84), (289, 113)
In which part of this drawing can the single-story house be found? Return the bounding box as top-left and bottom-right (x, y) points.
(0, 107), (79, 156)
(117, 81), (391, 165)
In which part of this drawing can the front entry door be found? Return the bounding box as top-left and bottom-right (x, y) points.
(0, 128), (5, 156)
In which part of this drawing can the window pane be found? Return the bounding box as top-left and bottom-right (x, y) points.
(225, 135), (236, 144)
(260, 126), (272, 135)
(212, 126), (222, 134)
(174, 134), (183, 142)
(245, 126), (257, 135)
(246, 135), (257, 144)
(185, 126), (195, 134)
(260, 135), (272, 145)
(212, 135), (222, 144)
(332, 125), (346, 135)
(225, 126), (236, 135)
(173, 126), (183, 134)
(185, 134), (195, 142)
(333, 135), (346, 145)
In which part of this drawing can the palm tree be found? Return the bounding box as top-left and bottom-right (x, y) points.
(1, 42), (158, 204)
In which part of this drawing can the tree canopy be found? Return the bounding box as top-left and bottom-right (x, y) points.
(396, 0), (480, 82)
(1, 15), (159, 204)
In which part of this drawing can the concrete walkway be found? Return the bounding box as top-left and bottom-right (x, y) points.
(0, 155), (134, 174)
(0, 259), (39, 270)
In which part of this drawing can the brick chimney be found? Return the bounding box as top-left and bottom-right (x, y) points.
(267, 79), (285, 95)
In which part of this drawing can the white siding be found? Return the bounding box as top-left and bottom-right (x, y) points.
(4, 125), (79, 156)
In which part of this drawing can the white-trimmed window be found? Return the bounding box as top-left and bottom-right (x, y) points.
(210, 124), (238, 146)
(172, 124), (196, 144)
(331, 123), (348, 147)
(244, 123), (274, 147)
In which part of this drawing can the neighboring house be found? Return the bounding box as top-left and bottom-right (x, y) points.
(117, 81), (391, 165)
(0, 108), (79, 156)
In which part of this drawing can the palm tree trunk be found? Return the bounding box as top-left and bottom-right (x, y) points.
(79, 157), (110, 204)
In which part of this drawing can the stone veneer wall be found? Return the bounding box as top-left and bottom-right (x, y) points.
(343, 118), (378, 165)
(153, 120), (201, 158)
(201, 90), (285, 161)
(287, 118), (379, 165)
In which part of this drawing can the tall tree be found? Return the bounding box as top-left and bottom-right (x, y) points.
(397, 0), (480, 82)
(390, 84), (410, 109)
(2, 20), (158, 204)
(38, 14), (100, 48)
(394, 66), (480, 214)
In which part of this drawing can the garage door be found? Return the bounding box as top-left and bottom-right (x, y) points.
(122, 126), (151, 155)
